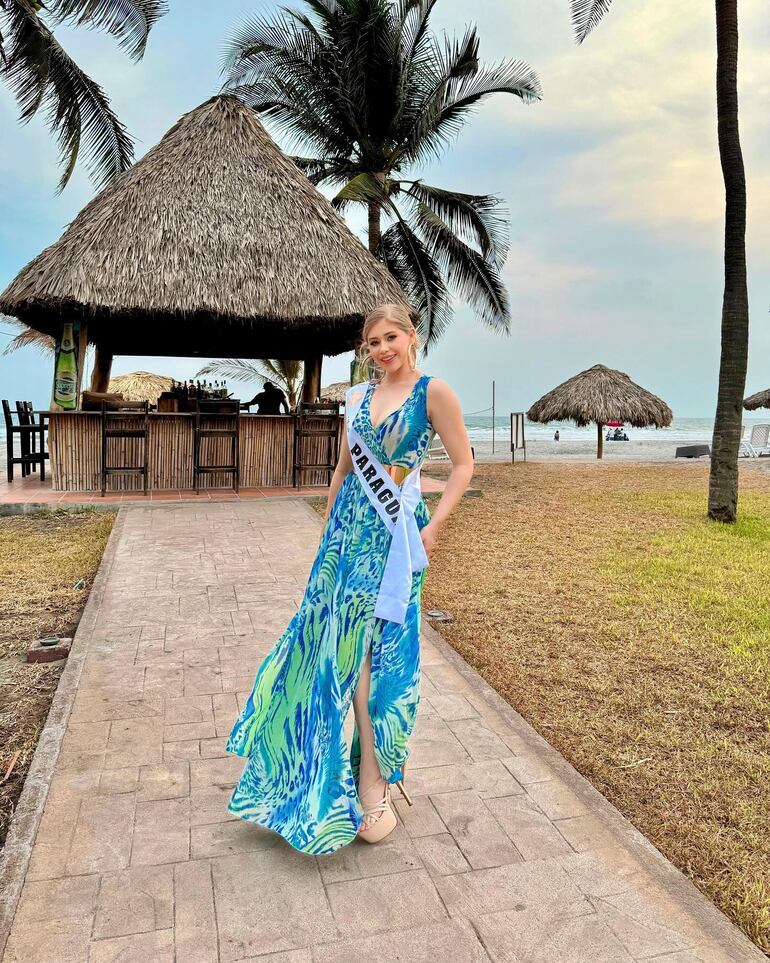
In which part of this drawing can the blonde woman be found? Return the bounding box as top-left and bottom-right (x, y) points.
(226, 303), (474, 850)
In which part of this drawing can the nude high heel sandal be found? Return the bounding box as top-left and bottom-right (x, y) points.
(357, 781), (397, 844)
(394, 753), (413, 807)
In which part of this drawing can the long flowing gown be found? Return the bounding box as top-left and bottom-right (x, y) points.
(226, 373), (435, 855)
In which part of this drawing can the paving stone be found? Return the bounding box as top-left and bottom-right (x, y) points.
(412, 833), (472, 877)
(524, 776), (587, 820)
(131, 796), (190, 865)
(430, 789), (521, 869)
(312, 918), (490, 962)
(66, 794), (135, 874)
(213, 849), (340, 960)
(502, 753), (555, 786)
(191, 818), (279, 858)
(87, 928), (174, 962)
(404, 760), (524, 800)
(428, 692), (481, 721)
(191, 784), (240, 826)
(472, 903), (634, 963)
(15, 874), (100, 922)
(434, 858), (588, 918)
(201, 736), (231, 758)
(446, 717), (516, 761)
(164, 694), (214, 724)
(393, 794), (446, 837)
(99, 767), (140, 794)
(137, 761), (190, 800)
(94, 864), (173, 938)
(559, 845), (646, 898)
(105, 718), (164, 769)
(324, 869), (447, 937)
(553, 813), (616, 852)
(60, 721), (112, 753)
(190, 755), (244, 789)
(485, 794), (573, 861)
(164, 739), (202, 761)
(174, 859), (219, 962)
(70, 695), (164, 724)
(317, 825), (423, 884)
(3, 918), (93, 963)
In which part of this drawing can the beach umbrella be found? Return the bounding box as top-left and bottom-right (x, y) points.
(108, 371), (173, 404)
(527, 364), (672, 459)
(0, 95), (405, 403)
(743, 389), (770, 411)
(320, 382), (350, 404)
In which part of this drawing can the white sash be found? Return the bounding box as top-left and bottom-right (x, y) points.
(345, 384), (429, 625)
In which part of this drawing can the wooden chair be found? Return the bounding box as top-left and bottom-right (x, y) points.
(193, 399), (240, 493)
(101, 401), (150, 495)
(293, 401), (340, 488)
(3, 400), (48, 482)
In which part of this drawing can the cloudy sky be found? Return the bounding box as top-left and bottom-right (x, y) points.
(1, 0), (767, 416)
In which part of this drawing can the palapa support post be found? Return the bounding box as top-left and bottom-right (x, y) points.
(597, 422), (604, 460)
(302, 355), (322, 404)
(90, 345), (114, 393)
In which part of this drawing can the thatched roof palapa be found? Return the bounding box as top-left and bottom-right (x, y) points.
(743, 389), (770, 411)
(108, 371), (172, 404)
(320, 381), (350, 403)
(0, 95), (404, 359)
(527, 364), (672, 458)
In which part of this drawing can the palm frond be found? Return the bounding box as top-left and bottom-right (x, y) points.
(47, 0), (168, 61)
(414, 203), (510, 335)
(2, 325), (56, 356)
(380, 219), (451, 346)
(2, 3), (134, 190)
(405, 182), (509, 263)
(570, 0), (614, 44)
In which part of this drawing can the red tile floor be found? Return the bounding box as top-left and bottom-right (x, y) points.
(0, 467), (447, 507)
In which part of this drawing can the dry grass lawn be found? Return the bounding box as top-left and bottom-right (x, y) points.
(422, 461), (770, 954)
(0, 509), (115, 849)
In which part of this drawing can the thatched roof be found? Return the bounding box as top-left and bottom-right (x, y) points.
(320, 381), (349, 403)
(744, 389), (770, 411)
(108, 371), (172, 403)
(527, 364), (672, 428)
(0, 95), (404, 359)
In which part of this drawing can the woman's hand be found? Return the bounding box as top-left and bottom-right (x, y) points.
(420, 520), (441, 558)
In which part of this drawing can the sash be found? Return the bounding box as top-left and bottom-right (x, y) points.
(345, 384), (429, 625)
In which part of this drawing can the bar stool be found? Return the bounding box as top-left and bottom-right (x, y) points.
(193, 399), (240, 493)
(293, 401), (340, 488)
(101, 401), (149, 496)
(2, 400), (48, 482)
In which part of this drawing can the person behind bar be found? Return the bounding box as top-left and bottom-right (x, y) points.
(226, 302), (474, 851)
(240, 380), (289, 414)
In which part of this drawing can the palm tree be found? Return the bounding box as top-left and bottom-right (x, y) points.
(1, 0), (167, 191)
(222, 0), (541, 348)
(195, 359), (303, 409)
(570, 0), (748, 523)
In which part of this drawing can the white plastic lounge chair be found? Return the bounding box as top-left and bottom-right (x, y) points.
(748, 424), (770, 457)
(425, 440), (450, 461)
(739, 424), (756, 458)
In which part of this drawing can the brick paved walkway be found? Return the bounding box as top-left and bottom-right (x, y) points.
(0, 501), (763, 962)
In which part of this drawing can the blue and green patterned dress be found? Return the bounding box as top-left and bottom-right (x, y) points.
(226, 374), (435, 855)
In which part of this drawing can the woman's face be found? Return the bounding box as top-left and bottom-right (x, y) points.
(366, 318), (415, 374)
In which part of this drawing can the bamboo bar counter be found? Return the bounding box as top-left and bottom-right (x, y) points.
(48, 412), (341, 492)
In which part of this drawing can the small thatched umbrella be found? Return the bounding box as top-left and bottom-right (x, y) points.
(320, 381), (350, 403)
(0, 95), (404, 400)
(743, 389), (770, 411)
(108, 371), (172, 404)
(527, 364), (673, 459)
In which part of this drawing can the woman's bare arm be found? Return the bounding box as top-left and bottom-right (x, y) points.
(422, 379), (474, 555)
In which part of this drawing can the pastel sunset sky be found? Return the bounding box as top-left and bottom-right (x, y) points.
(1, 0), (767, 416)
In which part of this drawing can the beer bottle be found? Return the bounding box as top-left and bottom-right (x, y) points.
(54, 322), (78, 410)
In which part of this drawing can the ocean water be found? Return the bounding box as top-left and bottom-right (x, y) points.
(464, 415), (769, 445)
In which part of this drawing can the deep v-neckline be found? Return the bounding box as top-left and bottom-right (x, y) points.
(367, 375), (425, 431)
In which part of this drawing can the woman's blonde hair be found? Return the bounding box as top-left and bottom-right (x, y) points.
(356, 303), (421, 381)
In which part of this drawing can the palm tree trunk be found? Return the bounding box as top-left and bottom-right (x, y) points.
(90, 345), (114, 393)
(367, 173), (386, 257)
(368, 201), (382, 257)
(708, 0), (749, 523)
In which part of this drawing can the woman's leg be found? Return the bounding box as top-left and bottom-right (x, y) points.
(352, 648), (386, 827)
